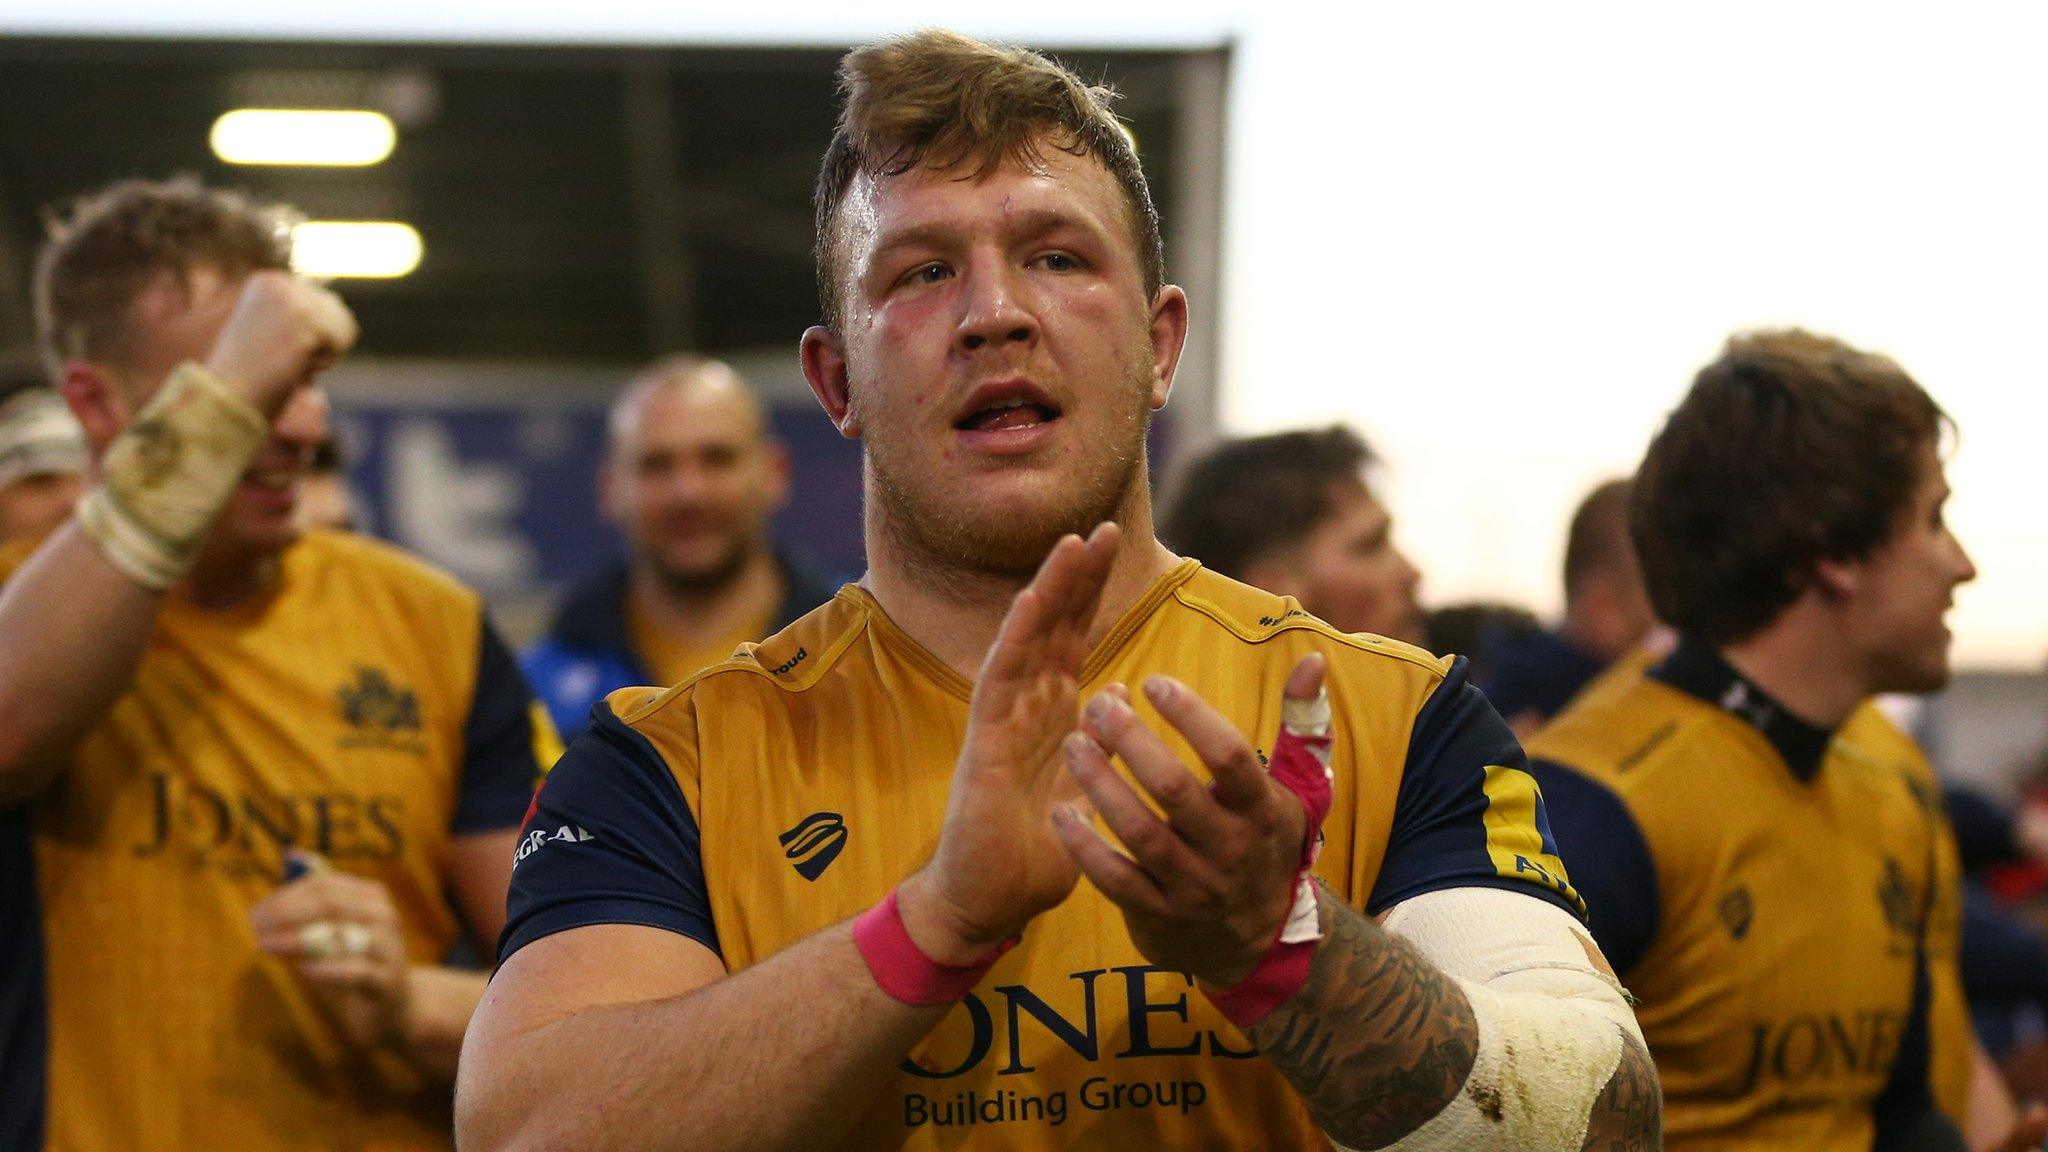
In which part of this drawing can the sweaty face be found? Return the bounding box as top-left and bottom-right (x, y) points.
(1288, 479), (1426, 645)
(1847, 446), (1976, 695)
(828, 150), (1170, 577)
(607, 382), (786, 593)
(112, 265), (329, 563)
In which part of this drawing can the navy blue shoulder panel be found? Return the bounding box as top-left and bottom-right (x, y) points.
(0, 806), (45, 1151)
(454, 611), (550, 834)
(1368, 656), (1586, 922)
(1524, 759), (1661, 975)
(497, 702), (718, 964)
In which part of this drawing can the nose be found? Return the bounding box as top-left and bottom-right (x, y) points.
(1951, 530), (1978, 585)
(273, 385), (331, 449)
(954, 262), (1038, 355)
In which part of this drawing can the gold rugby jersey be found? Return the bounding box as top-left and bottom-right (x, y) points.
(1526, 639), (1972, 1152)
(503, 561), (1584, 1151)
(0, 528), (558, 1152)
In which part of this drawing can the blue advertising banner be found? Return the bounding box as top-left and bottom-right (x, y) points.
(331, 398), (865, 598)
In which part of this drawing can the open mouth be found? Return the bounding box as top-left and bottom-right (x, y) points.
(954, 383), (1063, 434)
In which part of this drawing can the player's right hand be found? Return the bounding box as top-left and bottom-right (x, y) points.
(896, 522), (1120, 965)
(204, 271), (359, 416)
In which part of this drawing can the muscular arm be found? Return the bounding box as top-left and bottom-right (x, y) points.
(0, 522), (164, 803)
(456, 920), (948, 1152)
(0, 273), (355, 803)
(1247, 893), (1478, 1147)
(1251, 890), (1660, 1151)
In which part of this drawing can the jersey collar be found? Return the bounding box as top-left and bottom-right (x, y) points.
(1650, 636), (1834, 782)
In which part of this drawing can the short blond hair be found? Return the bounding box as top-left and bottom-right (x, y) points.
(34, 177), (297, 374)
(812, 29), (1164, 330)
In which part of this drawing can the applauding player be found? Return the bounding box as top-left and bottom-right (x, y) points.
(460, 31), (1660, 1152)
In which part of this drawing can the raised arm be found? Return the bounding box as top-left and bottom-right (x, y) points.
(0, 272), (355, 803)
(455, 525), (1121, 1152)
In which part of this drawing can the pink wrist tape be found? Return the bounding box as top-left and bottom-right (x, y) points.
(1203, 697), (1336, 1028)
(853, 889), (1017, 1006)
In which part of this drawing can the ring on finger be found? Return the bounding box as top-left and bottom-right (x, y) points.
(337, 922), (373, 958)
(298, 920), (341, 959)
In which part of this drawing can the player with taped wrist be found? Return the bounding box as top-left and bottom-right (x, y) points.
(0, 178), (558, 1152)
(460, 29), (1658, 1152)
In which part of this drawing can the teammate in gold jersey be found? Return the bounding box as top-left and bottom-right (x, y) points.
(0, 179), (557, 1151)
(460, 30), (1661, 1152)
(1525, 330), (2044, 1152)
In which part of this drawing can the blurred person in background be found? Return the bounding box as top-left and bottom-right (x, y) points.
(1159, 424), (1427, 645)
(296, 432), (361, 533)
(0, 178), (557, 1152)
(0, 356), (86, 545)
(1422, 599), (1542, 679)
(1483, 477), (1663, 736)
(521, 354), (834, 740)
(1526, 330), (2041, 1152)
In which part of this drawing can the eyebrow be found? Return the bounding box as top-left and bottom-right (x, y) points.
(869, 206), (1113, 267)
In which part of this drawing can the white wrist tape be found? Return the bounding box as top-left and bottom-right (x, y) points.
(75, 361), (267, 589)
(1344, 887), (1644, 1152)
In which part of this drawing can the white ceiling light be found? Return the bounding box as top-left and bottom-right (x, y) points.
(210, 108), (396, 166)
(290, 222), (423, 279)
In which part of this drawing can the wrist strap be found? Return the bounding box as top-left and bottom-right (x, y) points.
(853, 889), (1017, 1006)
(1203, 933), (1318, 1028)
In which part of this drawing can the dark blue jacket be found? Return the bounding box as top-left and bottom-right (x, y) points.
(521, 555), (837, 741)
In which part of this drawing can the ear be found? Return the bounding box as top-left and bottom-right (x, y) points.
(1145, 285), (1190, 411)
(800, 326), (861, 439)
(761, 440), (793, 511)
(1811, 555), (1861, 602)
(596, 456), (626, 529)
(58, 361), (129, 455)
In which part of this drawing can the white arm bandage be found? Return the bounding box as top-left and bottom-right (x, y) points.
(75, 361), (268, 589)
(1341, 887), (1646, 1152)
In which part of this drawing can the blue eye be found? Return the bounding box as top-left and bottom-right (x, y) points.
(910, 263), (951, 285)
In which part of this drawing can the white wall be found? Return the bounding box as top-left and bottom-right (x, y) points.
(1223, 4), (2048, 670)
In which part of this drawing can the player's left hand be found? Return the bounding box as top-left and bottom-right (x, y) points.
(251, 852), (411, 1054)
(1052, 653), (1325, 988)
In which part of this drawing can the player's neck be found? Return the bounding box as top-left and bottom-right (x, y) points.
(861, 495), (1180, 680)
(177, 547), (282, 610)
(1717, 620), (1868, 732)
(631, 546), (782, 644)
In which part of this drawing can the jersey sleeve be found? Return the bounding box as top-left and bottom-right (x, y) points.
(1365, 657), (1587, 921)
(497, 700), (719, 964)
(452, 613), (563, 834)
(1523, 759), (1661, 975)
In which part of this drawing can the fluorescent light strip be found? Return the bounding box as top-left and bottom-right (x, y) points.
(291, 222), (423, 279)
(210, 109), (396, 167)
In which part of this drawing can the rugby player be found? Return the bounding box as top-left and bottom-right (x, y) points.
(1160, 424), (1428, 646)
(460, 31), (1660, 1152)
(0, 178), (557, 1150)
(1526, 331), (2044, 1151)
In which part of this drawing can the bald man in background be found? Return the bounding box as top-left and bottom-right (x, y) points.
(522, 355), (836, 739)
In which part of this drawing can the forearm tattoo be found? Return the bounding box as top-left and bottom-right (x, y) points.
(1578, 1031), (1662, 1152)
(1247, 894), (1479, 1148)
